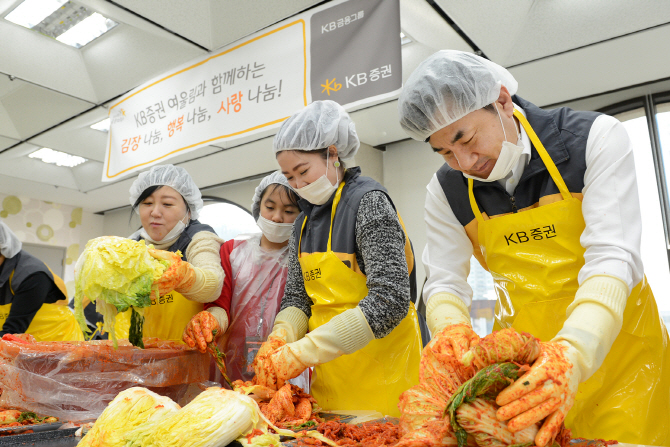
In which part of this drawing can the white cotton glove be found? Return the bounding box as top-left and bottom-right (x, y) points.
(426, 292), (472, 335)
(286, 306), (375, 367)
(554, 274), (628, 381)
(270, 306), (309, 343)
(254, 307), (374, 389)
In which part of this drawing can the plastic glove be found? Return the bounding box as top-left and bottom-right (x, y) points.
(496, 341), (581, 447)
(426, 323), (479, 362)
(267, 345), (309, 389)
(149, 249), (196, 296)
(182, 311), (221, 353)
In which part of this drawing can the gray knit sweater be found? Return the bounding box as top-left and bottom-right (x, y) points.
(280, 190), (410, 339)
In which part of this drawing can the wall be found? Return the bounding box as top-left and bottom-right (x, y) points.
(101, 144), (385, 238)
(101, 177), (260, 239)
(0, 192), (104, 298)
(382, 139), (444, 291)
(351, 142), (384, 185)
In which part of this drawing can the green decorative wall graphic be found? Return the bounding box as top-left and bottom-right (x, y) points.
(0, 193), (86, 299)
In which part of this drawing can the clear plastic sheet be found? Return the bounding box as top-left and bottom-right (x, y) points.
(0, 338), (209, 421)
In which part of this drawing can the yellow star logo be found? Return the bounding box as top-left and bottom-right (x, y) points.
(321, 78), (342, 96)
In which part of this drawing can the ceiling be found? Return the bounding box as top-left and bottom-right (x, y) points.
(1, 0), (670, 214)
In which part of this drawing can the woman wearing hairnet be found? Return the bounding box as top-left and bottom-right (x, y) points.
(253, 100), (422, 416)
(116, 164), (225, 342)
(398, 50), (670, 445)
(0, 222), (83, 340)
(182, 171), (304, 384)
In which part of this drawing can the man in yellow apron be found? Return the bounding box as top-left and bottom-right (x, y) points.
(114, 164), (225, 342)
(253, 100), (422, 416)
(398, 50), (670, 446)
(0, 222), (83, 341)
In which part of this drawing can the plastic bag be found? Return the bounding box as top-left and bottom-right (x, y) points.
(0, 337), (209, 421)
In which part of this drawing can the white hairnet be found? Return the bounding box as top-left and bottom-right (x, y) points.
(129, 164), (204, 219)
(251, 171), (292, 221)
(398, 50), (518, 141)
(0, 222), (22, 258)
(273, 100), (360, 161)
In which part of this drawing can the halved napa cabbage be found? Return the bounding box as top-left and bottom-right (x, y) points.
(77, 387), (179, 447)
(139, 387), (263, 447)
(74, 236), (167, 348)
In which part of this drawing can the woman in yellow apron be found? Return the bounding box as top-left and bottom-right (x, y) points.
(114, 164), (225, 342)
(253, 100), (422, 416)
(0, 222), (82, 341)
(397, 50), (670, 446)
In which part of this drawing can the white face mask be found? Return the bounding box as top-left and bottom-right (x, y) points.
(463, 103), (524, 183)
(295, 151), (339, 205)
(140, 212), (189, 245)
(257, 216), (293, 243)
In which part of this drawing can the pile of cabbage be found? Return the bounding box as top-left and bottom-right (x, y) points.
(397, 327), (546, 447)
(74, 236), (167, 348)
(77, 387), (278, 447)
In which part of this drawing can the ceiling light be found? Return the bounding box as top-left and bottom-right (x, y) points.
(4, 0), (67, 29)
(4, 0), (118, 48)
(90, 118), (110, 132)
(56, 12), (117, 48)
(400, 31), (412, 45)
(29, 148), (86, 167)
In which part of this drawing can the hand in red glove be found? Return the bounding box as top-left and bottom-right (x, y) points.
(149, 249), (196, 296)
(182, 311), (221, 353)
(496, 341), (581, 447)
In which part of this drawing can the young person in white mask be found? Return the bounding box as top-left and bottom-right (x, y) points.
(122, 164), (224, 343)
(398, 50), (669, 446)
(182, 171), (302, 384)
(252, 100), (422, 417)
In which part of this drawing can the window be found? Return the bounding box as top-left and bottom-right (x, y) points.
(197, 198), (259, 241)
(615, 108), (670, 321)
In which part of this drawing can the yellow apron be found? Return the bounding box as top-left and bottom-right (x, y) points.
(115, 291), (202, 342)
(0, 270), (84, 342)
(298, 181), (421, 416)
(468, 109), (670, 445)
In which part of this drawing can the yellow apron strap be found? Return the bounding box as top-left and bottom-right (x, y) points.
(468, 110), (574, 218)
(326, 182), (346, 252)
(468, 178), (485, 223)
(298, 181), (347, 255)
(513, 109), (571, 200)
(8, 271), (15, 295)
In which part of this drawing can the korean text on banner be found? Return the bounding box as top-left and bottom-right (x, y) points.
(104, 21), (307, 181)
(103, 0), (401, 182)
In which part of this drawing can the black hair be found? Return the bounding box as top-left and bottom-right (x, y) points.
(129, 185), (190, 224)
(482, 103), (496, 113)
(260, 183), (300, 210)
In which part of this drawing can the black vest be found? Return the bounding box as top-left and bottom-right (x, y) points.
(293, 167), (417, 302)
(0, 250), (64, 305)
(133, 220), (215, 263)
(436, 96), (600, 225)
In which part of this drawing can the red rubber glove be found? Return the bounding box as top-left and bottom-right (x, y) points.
(496, 341), (581, 447)
(182, 311), (221, 353)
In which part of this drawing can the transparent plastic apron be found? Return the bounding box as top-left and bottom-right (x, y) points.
(468, 109), (670, 444)
(298, 181), (421, 416)
(0, 269), (84, 341)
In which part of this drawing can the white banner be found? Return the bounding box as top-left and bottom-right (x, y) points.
(103, 0), (400, 181)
